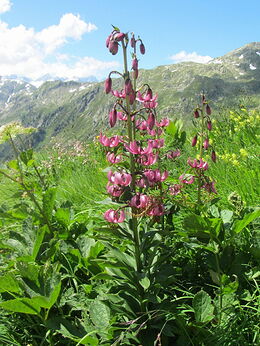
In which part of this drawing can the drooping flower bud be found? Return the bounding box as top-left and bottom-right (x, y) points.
(211, 150), (217, 163)
(147, 112), (155, 130)
(203, 137), (209, 149)
(106, 34), (112, 47)
(113, 32), (125, 41)
(132, 58), (138, 70)
(194, 110), (200, 118)
(124, 78), (133, 95)
(206, 104), (211, 115)
(109, 109), (117, 128)
(108, 40), (119, 55)
(191, 135), (197, 147)
(129, 90), (136, 105)
(207, 121), (212, 131)
(104, 76), (112, 94)
(140, 43), (145, 55)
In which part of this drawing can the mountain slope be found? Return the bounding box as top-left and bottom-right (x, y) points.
(0, 42), (259, 153)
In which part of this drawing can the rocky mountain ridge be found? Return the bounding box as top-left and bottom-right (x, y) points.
(0, 42), (259, 155)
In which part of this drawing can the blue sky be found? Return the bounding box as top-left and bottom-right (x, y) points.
(0, 0), (259, 82)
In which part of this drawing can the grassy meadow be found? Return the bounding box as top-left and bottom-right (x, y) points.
(0, 104), (259, 345)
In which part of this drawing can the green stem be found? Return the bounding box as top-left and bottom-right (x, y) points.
(197, 104), (205, 205)
(122, 40), (142, 276)
(215, 252), (223, 323)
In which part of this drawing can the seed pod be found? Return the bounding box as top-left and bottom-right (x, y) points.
(104, 76), (112, 94)
(140, 43), (145, 55)
(206, 104), (211, 115)
(191, 135), (197, 147)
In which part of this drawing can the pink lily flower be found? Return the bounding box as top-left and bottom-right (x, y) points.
(149, 138), (164, 149)
(155, 118), (170, 127)
(169, 184), (182, 196)
(136, 120), (148, 131)
(106, 152), (122, 164)
(108, 171), (132, 186)
(99, 133), (121, 147)
(144, 169), (168, 184)
(137, 153), (158, 166)
(202, 181), (217, 194)
(130, 194), (149, 209)
(125, 140), (153, 155)
(167, 149), (181, 159)
(117, 111), (128, 121)
(104, 209), (125, 223)
(187, 158), (208, 170)
(106, 183), (123, 197)
(147, 203), (164, 216)
(179, 174), (195, 184)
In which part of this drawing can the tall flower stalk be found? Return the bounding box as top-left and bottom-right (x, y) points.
(177, 94), (217, 208)
(101, 27), (169, 278)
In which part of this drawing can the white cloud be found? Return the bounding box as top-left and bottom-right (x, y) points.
(0, 12), (119, 81)
(170, 50), (212, 64)
(0, 0), (12, 14)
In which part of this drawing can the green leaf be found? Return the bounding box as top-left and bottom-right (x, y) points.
(233, 209), (260, 233)
(55, 208), (70, 227)
(7, 159), (19, 170)
(220, 209), (233, 224)
(0, 298), (41, 315)
(89, 300), (110, 329)
(139, 276), (150, 290)
(0, 273), (21, 293)
(42, 187), (57, 221)
(192, 290), (214, 323)
(32, 225), (47, 260)
(166, 121), (177, 136)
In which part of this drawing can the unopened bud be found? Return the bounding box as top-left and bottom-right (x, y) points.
(109, 109), (117, 128)
(106, 34), (112, 48)
(104, 76), (112, 94)
(207, 121), (212, 131)
(147, 112), (155, 130)
(114, 32), (125, 41)
(203, 138), (209, 149)
(191, 135), (197, 147)
(132, 58), (138, 70)
(140, 43), (145, 55)
(194, 110), (200, 118)
(129, 90), (136, 105)
(211, 150), (217, 163)
(108, 40), (119, 55)
(124, 78), (133, 95)
(206, 104), (211, 115)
